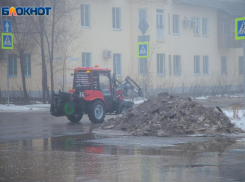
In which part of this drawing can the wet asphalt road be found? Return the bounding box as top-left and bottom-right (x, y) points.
(0, 112), (114, 143)
(1, 112), (245, 182)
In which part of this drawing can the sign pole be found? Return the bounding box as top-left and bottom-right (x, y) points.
(244, 40), (245, 109)
(7, 50), (9, 106)
(235, 17), (245, 108)
(2, 19), (13, 106)
(138, 19), (149, 101)
(143, 33), (146, 101)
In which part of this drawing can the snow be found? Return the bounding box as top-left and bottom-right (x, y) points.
(223, 110), (245, 131)
(134, 99), (146, 104)
(125, 98), (146, 104)
(195, 96), (209, 100)
(194, 94), (244, 100)
(0, 104), (50, 112)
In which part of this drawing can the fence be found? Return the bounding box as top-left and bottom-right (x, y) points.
(0, 97), (44, 105)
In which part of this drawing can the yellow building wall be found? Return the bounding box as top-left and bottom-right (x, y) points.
(0, 0), (243, 96)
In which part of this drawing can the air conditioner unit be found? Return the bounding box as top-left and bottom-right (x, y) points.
(103, 50), (112, 59)
(192, 19), (198, 27)
(183, 18), (189, 27)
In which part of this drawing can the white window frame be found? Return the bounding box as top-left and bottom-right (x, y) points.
(156, 9), (164, 40)
(8, 54), (17, 77)
(82, 52), (91, 67)
(221, 56), (227, 75)
(239, 56), (243, 75)
(194, 55), (201, 75)
(113, 54), (122, 76)
(24, 54), (31, 77)
(157, 54), (165, 76)
(173, 55), (181, 76)
(138, 9), (147, 27)
(112, 7), (121, 30)
(202, 18), (209, 36)
(168, 14), (170, 35)
(203, 56), (209, 75)
(81, 4), (90, 28)
(169, 55), (171, 76)
(173, 14), (179, 35)
(139, 58), (147, 75)
(193, 17), (200, 36)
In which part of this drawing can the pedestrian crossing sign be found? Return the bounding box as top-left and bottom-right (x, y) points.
(235, 17), (245, 40)
(1, 33), (13, 50)
(138, 42), (149, 58)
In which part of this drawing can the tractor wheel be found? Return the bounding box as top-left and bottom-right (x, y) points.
(66, 112), (83, 123)
(88, 100), (105, 123)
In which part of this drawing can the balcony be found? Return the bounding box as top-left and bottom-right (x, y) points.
(217, 12), (243, 49)
(218, 33), (243, 48)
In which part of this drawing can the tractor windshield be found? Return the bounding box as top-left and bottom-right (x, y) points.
(74, 71), (91, 90)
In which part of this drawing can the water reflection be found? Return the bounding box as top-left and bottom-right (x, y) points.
(0, 136), (245, 182)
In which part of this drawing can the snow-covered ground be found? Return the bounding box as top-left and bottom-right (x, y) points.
(195, 96), (209, 100)
(0, 104), (50, 112)
(195, 94), (244, 100)
(224, 110), (245, 131)
(125, 98), (146, 104)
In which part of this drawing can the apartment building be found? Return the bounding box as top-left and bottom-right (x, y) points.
(0, 0), (245, 97)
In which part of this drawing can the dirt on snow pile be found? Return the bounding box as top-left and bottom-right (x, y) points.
(102, 92), (243, 137)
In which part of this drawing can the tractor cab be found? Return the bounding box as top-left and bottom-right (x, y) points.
(71, 66), (114, 110)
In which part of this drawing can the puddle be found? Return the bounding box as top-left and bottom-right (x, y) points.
(0, 135), (245, 182)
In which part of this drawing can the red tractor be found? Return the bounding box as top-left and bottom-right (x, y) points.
(50, 66), (142, 123)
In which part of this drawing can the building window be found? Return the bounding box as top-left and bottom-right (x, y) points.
(139, 58), (147, 75)
(203, 56), (209, 75)
(239, 56), (244, 75)
(157, 54), (165, 76)
(202, 18), (209, 36)
(194, 55), (201, 75)
(8, 54), (17, 77)
(193, 17), (200, 36)
(138, 9), (147, 26)
(24, 54), (31, 76)
(82, 53), (91, 67)
(113, 54), (121, 76)
(173, 55), (181, 75)
(81, 4), (90, 28)
(0, 50), (5, 60)
(112, 7), (121, 30)
(168, 14), (170, 34)
(156, 9), (164, 40)
(173, 14), (179, 34)
(169, 55), (171, 76)
(221, 56), (227, 74)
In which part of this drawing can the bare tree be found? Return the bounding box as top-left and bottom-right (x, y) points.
(178, 72), (190, 96)
(31, 0), (50, 103)
(12, 15), (35, 100)
(42, 0), (79, 97)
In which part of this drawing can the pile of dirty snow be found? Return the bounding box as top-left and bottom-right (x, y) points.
(223, 110), (245, 131)
(102, 92), (243, 137)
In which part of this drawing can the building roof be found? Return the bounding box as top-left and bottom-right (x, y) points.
(174, 0), (245, 16)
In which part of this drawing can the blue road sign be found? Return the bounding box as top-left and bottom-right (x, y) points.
(1, 33), (13, 49)
(3, 20), (12, 33)
(235, 17), (245, 40)
(137, 42), (149, 58)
